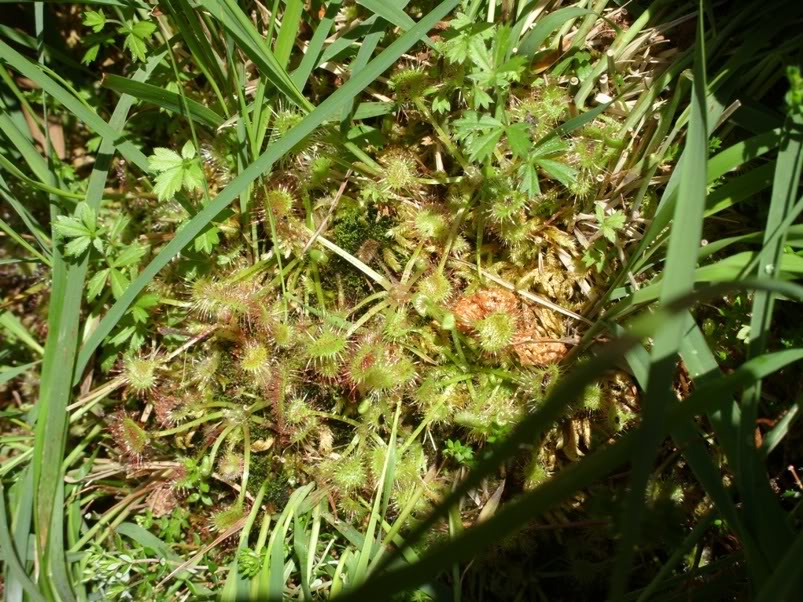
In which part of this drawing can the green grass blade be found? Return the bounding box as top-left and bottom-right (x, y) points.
(199, 0), (311, 111)
(357, 0), (435, 48)
(353, 403), (400, 585)
(737, 111), (803, 564)
(0, 174), (52, 253)
(0, 361), (38, 386)
(616, 322), (765, 582)
(291, 0), (343, 89)
(31, 54), (162, 600)
(516, 7), (593, 59)
(102, 74), (224, 128)
(0, 215), (50, 266)
(0, 484), (46, 602)
(754, 529), (803, 602)
(253, 483), (314, 599)
(274, 0), (304, 70)
(634, 511), (716, 602)
(0, 310), (44, 356)
(0, 39), (152, 172)
(293, 512), (313, 600)
(609, 5), (709, 594)
(74, 0), (462, 380)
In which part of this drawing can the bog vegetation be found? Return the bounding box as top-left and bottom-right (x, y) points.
(1, 0), (802, 600)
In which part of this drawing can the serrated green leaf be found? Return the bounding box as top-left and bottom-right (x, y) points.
(109, 324), (136, 347)
(108, 215), (131, 240)
(181, 162), (204, 192)
(537, 158), (576, 187)
(76, 202), (96, 231)
(467, 36), (493, 72)
(82, 44), (101, 64)
(123, 31), (148, 62)
(64, 236), (91, 257)
(518, 162), (540, 196)
(606, 211), (626, 231)
(86, 269), (109, 300)
(111, 243), (147, 268)
(153, 168), (185, 201)
(506, 123), (531, 159)
(452, 111), (503, 137)
(148, 147), (183, 172)
(52, 217), (89, 239)
(432, 96), (450, 114)
(532, 136), (568, 158)
(82, 10), (106, 33)
(468, 129), (503, 163)
(181, 140), (196, 160)
(109, 268), (129, 299)
(131, 20), (156, 39)
(194, 226), (220, 254)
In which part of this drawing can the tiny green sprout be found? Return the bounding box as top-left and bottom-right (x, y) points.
(304, 328), (347, 364)
(580, 383), (604, 412)
(53, 202), (105, 257)
(595, 204), (627, 243)
(211, 504), (246, 532)
(110, 411), (149, 460)
(122, 354), (159, 395)
(443, 439), (475, 466)
(414, 210), (447, 240)
(263, 187), (295, 218)
(82, 9), (106, 33)
(239, 341), (269, 373)
(476, 311), (516, 353)
(327, 454), (366, 495)
(119, 19), (157, 63)
(382, 150), (419, 192)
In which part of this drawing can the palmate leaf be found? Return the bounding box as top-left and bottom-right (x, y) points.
(506, 122), (530, 159)
(518, 162), (540, 196)
(538, 158), (577, 188)
(120, 20), (156, 62)
(467, 129), (504, 162)
(153, 167), (186, 201)
(82, 10), (106, 33)
(147, 147), (183, 172)
(148, 144), (204, 200)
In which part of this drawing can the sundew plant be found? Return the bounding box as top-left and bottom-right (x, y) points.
(1, 0), (803, 600)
